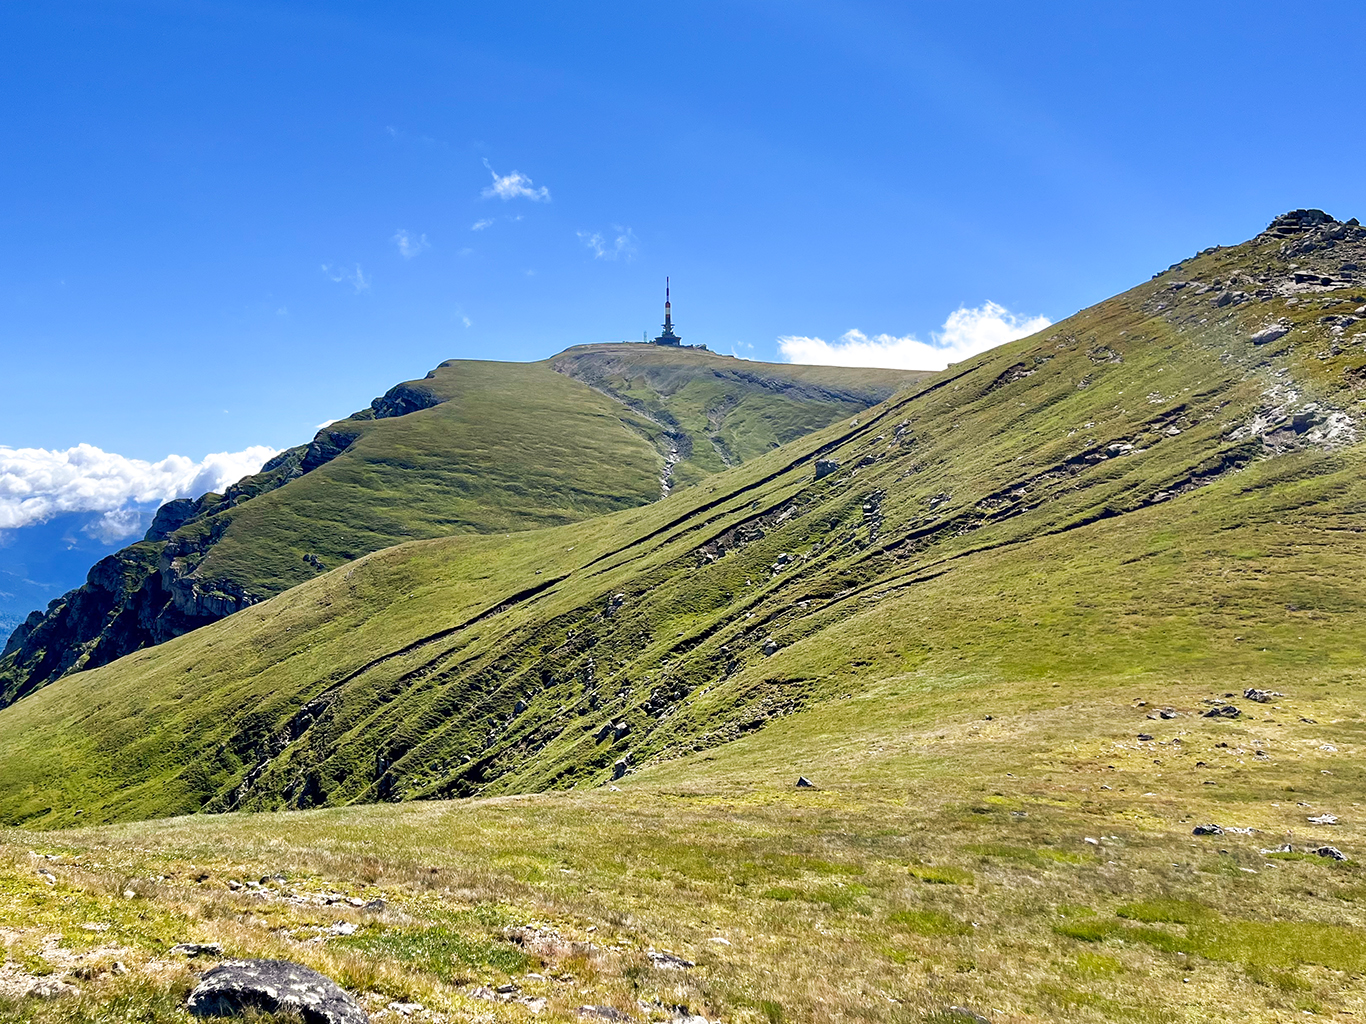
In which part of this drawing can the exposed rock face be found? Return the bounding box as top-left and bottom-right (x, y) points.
(0, 383), (450, 709)
(301, 427), (361, 474)
(370, 381), (441, 419)
(144, 498), (199, 542)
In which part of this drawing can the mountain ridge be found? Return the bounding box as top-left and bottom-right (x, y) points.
(1, 209), (1362, 827)
(0, 351), (920, 707)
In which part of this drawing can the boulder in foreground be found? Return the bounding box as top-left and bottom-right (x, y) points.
(187, 959), (368, 1024)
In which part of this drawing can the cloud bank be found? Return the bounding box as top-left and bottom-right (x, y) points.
(0, 444), (278, 538)
(779, 302), (1051, 370)
(481, 159), (550, 202)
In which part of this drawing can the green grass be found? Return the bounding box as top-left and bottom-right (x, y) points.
(334, 921), (532, 982)
(0, 349), (913, 706)
(3, 219), (1366, 1020)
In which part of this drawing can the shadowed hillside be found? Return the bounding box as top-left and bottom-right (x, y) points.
(0, 352), (917, 707)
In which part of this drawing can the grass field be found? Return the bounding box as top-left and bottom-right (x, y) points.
(4, 658), (1366, 1023)
(3, 214), (1366, 1021)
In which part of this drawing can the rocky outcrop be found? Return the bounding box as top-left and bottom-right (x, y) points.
(0, 381), (452, 709)
(144, 498), (199, 543)
(301, 427), (361, 474)
(370, 381), (442, 419)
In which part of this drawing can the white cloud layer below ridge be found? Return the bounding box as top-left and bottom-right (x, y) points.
(778, 302), (1051, 370)
(0, 444), (278, 537)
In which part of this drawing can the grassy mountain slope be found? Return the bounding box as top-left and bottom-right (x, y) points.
(1, 210), (1363, 829)
(3, 211), (1366, 1024)
(551, 344), (918, 489)
(0, 352), (916, 708)
(3, 211), (1366, 1022)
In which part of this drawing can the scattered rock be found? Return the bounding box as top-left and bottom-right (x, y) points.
(612, 759), (629, 780)
(328, 922), (358, 936)
(187, 959), (369, 1024)
(1203, 705), (1241, 719)
(111, 961), (129, 976)
(796, 776), (817, 789)
(708, 936), (732, 945)
(24, 977), (79, 999)
(362, 900), (386, 913)
(1136, 734), (1154, 742)
(387, 1002), (424, 1017)
(762, 638), (779, 656)
(171, 943), (225, 958)
(944, 1007), (992, 1024)
(578, 1007), (633, 1021)
(1308, 813), (1339, 825)
(1192, 824), (1224, 836)
(814, 459), (840, 480)
(1313, 846), (1347, 861)
(1244, 687), (1284, 703)
(1250, 324), (1290, 346)
(647, 950), (695, 970)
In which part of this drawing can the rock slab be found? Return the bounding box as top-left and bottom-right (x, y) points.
(187, 959), (369, 1024)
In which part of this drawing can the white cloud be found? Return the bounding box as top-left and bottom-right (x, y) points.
(778, 301), (1051, 370)
(578, 226), (637, 261)
(393, 229), (430, 258)
(321, 263), (370, 292)
(461, 315), (472, 328)
(481, 159), (550, 202)
(0, 444), (278, 535)
(83, 507), (146, 544)
(471, 218), (494, 231)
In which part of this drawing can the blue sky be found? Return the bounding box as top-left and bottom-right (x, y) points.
(1, 1), (1364, 603)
